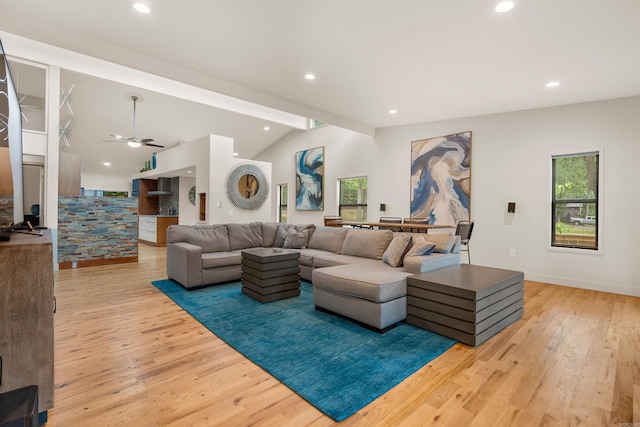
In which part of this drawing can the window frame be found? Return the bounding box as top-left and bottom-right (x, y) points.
(338, 176), (368, 221)
(548, 149), (604, 254)
(276, 183), (287, 222)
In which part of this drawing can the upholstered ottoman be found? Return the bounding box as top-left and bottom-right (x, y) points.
(312, 262), (413, 332)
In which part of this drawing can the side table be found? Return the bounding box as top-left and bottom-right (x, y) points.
(241, 248), (301, 303)
(406, 264), (524, 346)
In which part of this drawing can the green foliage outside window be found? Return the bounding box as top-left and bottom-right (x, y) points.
(339, 177), (367, 221)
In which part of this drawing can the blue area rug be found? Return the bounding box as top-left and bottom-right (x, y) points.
(151, 279), (456, 422)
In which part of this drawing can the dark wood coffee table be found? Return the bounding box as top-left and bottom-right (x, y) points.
(241, 248), (301, 303)
(406, 264), (524, 346)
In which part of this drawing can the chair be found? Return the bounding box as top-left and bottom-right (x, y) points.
(455, 220), (474, 264)
(403, 217), (429, 233)
(378, 217), (402, 232)
(324, 216), (343, 227)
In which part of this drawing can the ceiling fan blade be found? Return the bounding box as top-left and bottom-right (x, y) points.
(139, 138), (154, 143)
(142, 142), (165, 148)
(109, 134), (125, 140)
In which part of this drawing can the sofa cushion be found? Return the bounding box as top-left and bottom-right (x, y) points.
(298, 248), (334, 267)
(341, 229), (393, 260)
(307, 226), (348, 253)
(167, 225), (231, 253)
(227, 222), (264, 250)
(313, 254), (378, 269)
(403, 252), (461, 274)
(261, 222), (280, 247)
(424, 232), (457, 253)
(404, 238), (436, 258)
(312, 263), (412, 303)
(382, 234), (413, 267)
(283, 227), (311, 249)
(201, 251), (242, 269)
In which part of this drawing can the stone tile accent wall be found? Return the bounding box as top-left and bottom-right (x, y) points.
(0, 196), (13, 226)
(58, 196), (138, 265)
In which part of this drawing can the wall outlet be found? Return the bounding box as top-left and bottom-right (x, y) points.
(216, 201), (222, 208)
(509, 249), (516, 257)
(229, 209), (234, 216)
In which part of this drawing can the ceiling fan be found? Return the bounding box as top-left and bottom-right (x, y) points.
(104, 95), (164, 148)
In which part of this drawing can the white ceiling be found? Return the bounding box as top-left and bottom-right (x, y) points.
(0, 0), (639, 176)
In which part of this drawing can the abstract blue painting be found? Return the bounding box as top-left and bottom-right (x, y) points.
(295, 146), (324, 210)
(410, 132), (471, 225)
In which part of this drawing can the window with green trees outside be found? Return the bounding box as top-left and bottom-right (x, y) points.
(339, 177), (367, 221)
(551, 151), (599, 250)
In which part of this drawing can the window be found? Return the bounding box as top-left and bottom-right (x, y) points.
(339, 177), (367, 221)
(551, 151), (599, 250)
(277, 184), (288, 222)
(309, 119), (327, 129)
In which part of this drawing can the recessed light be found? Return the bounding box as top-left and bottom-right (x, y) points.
(103, 162), (111, 166)
(304, 74), (316, 80)
(187, 170), (192, 174)
(264, 126), (270, 131)
(389, 109), (398, 114)
(545, 81), (560, 88)
(233, 152), (238, 157)
(495, 1), (514, 12)
(133, 3), (151, 13)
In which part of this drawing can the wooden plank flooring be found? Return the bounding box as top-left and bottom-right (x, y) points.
(48, 244), (639, 426)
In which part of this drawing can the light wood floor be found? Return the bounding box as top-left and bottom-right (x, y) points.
(49, 244), (639, 426)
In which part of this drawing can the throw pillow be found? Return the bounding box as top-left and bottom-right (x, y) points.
(293, 223), (315, 246)
(404, 240), (437, 258)
(381, 234), (412, 267)
(425, 232), (456, 253)
(283, 228), (310, 249)
(274, 225), (288, 248)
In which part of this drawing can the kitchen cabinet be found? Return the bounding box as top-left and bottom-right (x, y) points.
(132, 178), (140, 197)
(138, 215), (178, 246)
(138, 179), (159, 215)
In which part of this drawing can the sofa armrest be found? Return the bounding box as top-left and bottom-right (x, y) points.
(167, 242), (203, 288)
(451, 235), (461, 254)
(403, 252), (461, 274)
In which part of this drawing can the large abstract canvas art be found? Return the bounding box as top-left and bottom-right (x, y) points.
(295, 146), (324, 210)
(410, 132), (471, 225)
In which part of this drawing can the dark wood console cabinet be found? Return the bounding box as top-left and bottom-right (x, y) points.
(0, 231), (55, 417)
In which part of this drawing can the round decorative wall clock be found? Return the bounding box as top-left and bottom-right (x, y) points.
(189, 186), (196, 205)
(225, 164), (269, 210)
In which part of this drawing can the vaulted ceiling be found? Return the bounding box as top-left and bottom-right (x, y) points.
(0, 0), (638, 176)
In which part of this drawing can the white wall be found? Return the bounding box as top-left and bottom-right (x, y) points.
(258, 125), (376, 225)
(257, 96), (640, 296)
(81, 172), (132, 194)
(178, 176), (197, 225)
(134, 134), (273, 225)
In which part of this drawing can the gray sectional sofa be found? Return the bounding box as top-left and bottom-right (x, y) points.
(166, 222), (461, 331)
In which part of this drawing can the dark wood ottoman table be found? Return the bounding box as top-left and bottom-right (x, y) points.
(406, 264), (524, 346)
(241, 248), (301, 303)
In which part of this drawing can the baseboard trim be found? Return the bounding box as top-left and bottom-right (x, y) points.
(58, 256), (138, 269)
(525, 273), (640, 297)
